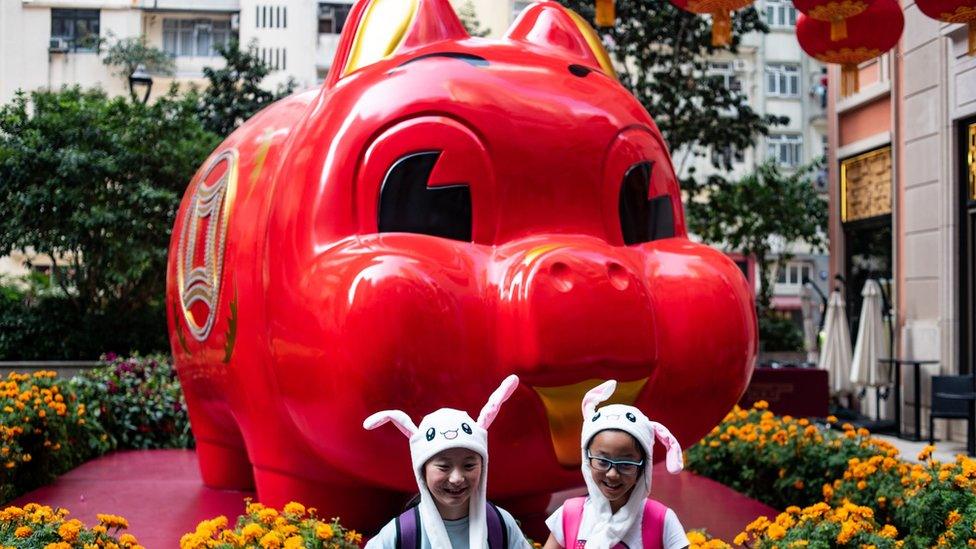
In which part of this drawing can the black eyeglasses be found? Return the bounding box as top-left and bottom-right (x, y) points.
(586, 452), (644, 476)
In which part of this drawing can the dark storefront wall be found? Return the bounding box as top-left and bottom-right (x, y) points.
(959, 117), (976, 375)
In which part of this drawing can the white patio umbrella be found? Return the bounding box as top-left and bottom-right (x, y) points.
(850, 279), (891, 418)
(819, 289), (854, 396)
(850, 279), (890, 387)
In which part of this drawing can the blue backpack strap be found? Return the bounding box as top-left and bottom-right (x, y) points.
(486, 501), (507, 549)
(395, 506), (421, 549)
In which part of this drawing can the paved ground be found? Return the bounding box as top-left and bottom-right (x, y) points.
(10, 450), (776, 547)
(873, 433), (969, 463)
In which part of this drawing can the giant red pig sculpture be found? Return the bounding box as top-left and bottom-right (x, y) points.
(166, 0), (757, 531)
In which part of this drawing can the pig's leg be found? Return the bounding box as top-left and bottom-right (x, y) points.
(184, 391), (256, 490)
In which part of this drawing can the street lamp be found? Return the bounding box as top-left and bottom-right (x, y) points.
(128, 64), (153, 104)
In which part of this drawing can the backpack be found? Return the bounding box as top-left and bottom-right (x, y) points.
(395, 501), (507, 549)
(561, 497), (667, 549)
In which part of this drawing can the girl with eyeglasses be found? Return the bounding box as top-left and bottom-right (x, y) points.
(542, 381), (689, 549)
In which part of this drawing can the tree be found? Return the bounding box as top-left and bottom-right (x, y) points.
(197, 39), (297, 137)
(556, 0), (787, 186)
(458, 0), (491, 37)
(686, 161), (828, 349)
(0, 86), (220, 357)
(100, 33), (175, 100)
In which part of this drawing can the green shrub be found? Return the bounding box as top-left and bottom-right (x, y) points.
(72, 354), (193, 449)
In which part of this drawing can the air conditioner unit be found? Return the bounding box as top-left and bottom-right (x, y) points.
(732, 59), (747, 72)
(231, 13), (240, 30)
(49, 37), (69, 52)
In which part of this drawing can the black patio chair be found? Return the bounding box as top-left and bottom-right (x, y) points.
(930, 375), (974, 445)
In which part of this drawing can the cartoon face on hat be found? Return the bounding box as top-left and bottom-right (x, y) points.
(364, 375), (519, 549)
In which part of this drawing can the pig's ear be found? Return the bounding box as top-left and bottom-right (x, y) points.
(364, 410), (418, 438)
(650, 421), (683, 473)
(476, 375), (519, 429)
(325, 0), (468, 88)
(581, 380), (616, 418)
(506, 2), (617, 79)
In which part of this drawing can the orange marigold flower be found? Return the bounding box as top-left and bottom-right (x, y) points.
(345, 530), (363, 544)
(316, 523), (334, 540)
(14, 526), (32, 538)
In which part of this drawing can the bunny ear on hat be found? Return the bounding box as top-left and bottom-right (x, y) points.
(650, 421), (683, 473)
(581, 380), (617, 418)
(477, 375), (520, 429)
(363, 410), (418, 438)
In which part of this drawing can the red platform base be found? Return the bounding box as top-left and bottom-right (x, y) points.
(9, 451), (776, 546)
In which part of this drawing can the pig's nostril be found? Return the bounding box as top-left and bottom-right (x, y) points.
(549, 262), (573, 293)
(607, 262), (630, 291)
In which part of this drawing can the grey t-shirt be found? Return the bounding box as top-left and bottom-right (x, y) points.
(366, 506), (532, 549)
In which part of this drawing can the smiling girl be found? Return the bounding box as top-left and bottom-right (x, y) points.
(543, 380), (688, 549)
(363, 375), (530, 549)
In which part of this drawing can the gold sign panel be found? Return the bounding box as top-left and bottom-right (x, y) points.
(969, 123), (975, 201)
(841, 146), (892, 223)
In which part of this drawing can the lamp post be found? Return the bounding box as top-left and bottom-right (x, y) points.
(128, 64), (153, 104)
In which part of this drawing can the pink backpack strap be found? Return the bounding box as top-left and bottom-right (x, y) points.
(561, 497), (586, 548)
(640, 499), (669, 549)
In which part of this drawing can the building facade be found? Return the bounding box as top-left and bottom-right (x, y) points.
(826, 0), (975, 436)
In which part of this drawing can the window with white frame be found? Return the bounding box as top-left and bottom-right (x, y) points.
(708, 62), (742, 92)
(51, 9), (100, 52)
(765, 0), (797, 27)
(163, 18), (232, 57)
(512, 0), (532, 21)
(766, 63), (800, 97)
(767, 134), (803, 167)
(319, 3), (351, 34)
(776, 261), (814, 286)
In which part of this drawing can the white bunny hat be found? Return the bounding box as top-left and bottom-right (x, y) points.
(578, 380), (683, 549)
(363, 375), (520, 549)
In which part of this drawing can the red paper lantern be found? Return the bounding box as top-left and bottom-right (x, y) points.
(915, 0), (976, 55)
(797, 0), (903, 96)
(793, 0), (875, 41)
(671, 0), (755, 46)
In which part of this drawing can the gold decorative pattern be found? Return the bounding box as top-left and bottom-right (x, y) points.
(940, 5), (976, 23)
(816, 47), (881, 65)
(841, 147), (892, 222)
(968, 123), (975, 201)
(343, 0), (418, 76)
(808, 0), (869, 21)
(686, 0), (754, 12)
(177, 149), (239, 341)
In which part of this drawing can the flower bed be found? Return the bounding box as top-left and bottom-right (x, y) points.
(0, 503), (142, 548)
(180, 500), (363, 549)
(0, 372), (109, 502)
(688, 401), (976, 547)
(71, 354), (192, 450)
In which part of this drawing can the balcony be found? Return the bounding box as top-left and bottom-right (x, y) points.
(137, 0), (239, 13)
(316, 33), (342, 70)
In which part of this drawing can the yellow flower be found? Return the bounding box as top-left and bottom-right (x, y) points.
(58, 519), (83, 542)
(345, 530), (363, 544)
(14, 526), (32, 538)
(283, 502), (305, 517)
(880, 525), (898, 538)
(316, 523), (334, 540)
(687, 531), (708, 544)
(284, 536), (304, 549)
(242, 523), (265, 541)
(259, 531), (283, 549)
(918, 445), (936, 461)
(766, 523), (786, 541)
(733, 533), (749, 545)
(948, 510), (963, 528)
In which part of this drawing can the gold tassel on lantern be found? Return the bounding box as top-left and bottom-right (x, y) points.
(595, 0), (615, 27)
(829, 18), (848, 41)
(841, 63), (859, 96)
(711, 11), (732, 46)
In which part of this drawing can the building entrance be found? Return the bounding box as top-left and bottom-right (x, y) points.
(960, 117), (976, 375)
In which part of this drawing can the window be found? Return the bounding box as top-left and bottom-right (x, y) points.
(767, 134), (803, 167)
(319, 3), (351, 34)
(163, 18), (231, 57)
(766, 63), (800, 97)
(51, 9), (100, 52)
(765, 0), (797, 27)
(776, 261), (814, 286)
(256, 5), (288, 28)
(260, 47), (287, 71)
(513, 0), (532, 20)
(708, 62), (742, 92)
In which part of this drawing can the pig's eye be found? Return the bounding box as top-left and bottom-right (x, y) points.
(378, 151), (472, 241)
(461, 423), (472, 434)
(618, 162), (674, 245)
